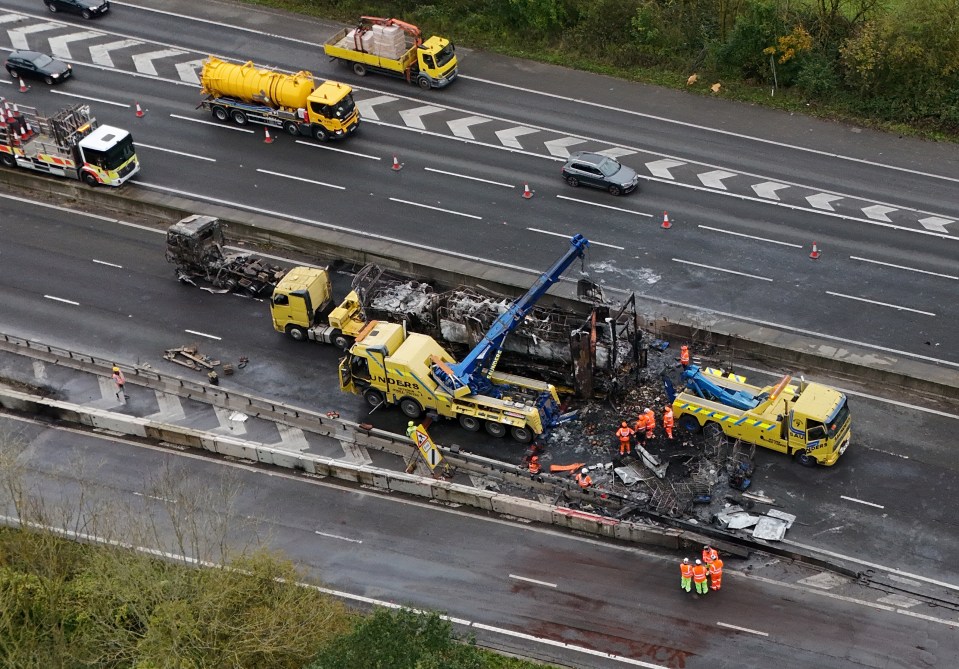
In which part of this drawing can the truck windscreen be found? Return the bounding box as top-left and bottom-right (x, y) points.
(435, 43), (455, 68)
(827, 400), (850, 437)
(83, 134), (136, 170)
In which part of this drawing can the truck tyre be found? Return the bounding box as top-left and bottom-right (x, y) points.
(312, 126), (329, 141)
(332, 333), (352, 350)
(352, 63), (367, 77)
(285, 324), (308, 341)
(82, 172), (99, 187)
(608, 185), (622, 196)
(565, 176), (579, 187)
(484, 421), (506, 438)
(363, 388), (385, 409)
(0, 153), (16, 167)
(283, 121), (300, 136)
(679, 414), (701, 433)
(795, 451), (818, 467)
(231, 110), (248, 126)
(458, 415), (481, 432)
(399, 397), (423, 419)
(212, 106), (229, 122)
(417, 76), (431, 91)
(510, 426), (534, 444)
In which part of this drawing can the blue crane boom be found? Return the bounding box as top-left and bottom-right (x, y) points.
(432, 234), (590, 398)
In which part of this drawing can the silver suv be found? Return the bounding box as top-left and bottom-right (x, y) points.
(561, 152), (640, 196)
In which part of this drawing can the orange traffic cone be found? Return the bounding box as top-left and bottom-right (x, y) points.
(263, 127), (274, 144)
(391, 154), (403, 171)
(18, 78), (28, 93)
(522, 182), (534, 199)
(135, 101), (144, 118)
(809, 241), (821, 260)
(661, 211), (672, 229)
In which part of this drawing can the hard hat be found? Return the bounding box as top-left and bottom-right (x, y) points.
(581, 467), (588, 474)
(407, 421), (414, 427)
(112, 366), (120, 372)
(703, 544), (710, 550)
(695, 559), (702, 565)
(683, 558), (689, 564)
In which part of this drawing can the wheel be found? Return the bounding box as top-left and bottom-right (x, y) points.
(231, 110), (248, 125)
(484, 421), (507, 438)
(565, 176), (579, 187)
(363, 388), (385, 409)
(82, 172), (99, 187)
(285, 324), (308, 341)
(399, 397), (423, 419)
(81, 9), (92, 19)
(44, 76), (54, 85)
(283, 121), (299, 136)
(458, 415), (481, 432)
(0, 153), (16, 167)
(312, 126), (328, 141)
(332, 333), (352, 349)
(510, 426), (534, 444)
(211, 106), (229, 122)
(352, 63), (367, 77)
(703, 422), (724, 440)
(417, 76), (431, 90)
(46, 2), (57, 12)
(608, 185), (622, 196)
(795, 451), (819, 467)
(7, 68), (18, 79)
(679, 414), (701, 433)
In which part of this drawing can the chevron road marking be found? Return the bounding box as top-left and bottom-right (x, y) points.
(698, 169), (737, 190)
(145, 393), (186, 422)
(447, 115), (491, 139)
(175, 59), (205, 85)
(645, 158), (685, 179)
(544, 136), (587, 158)
(340, 440), (373, 465)
(399, 105), (443, 130)
(132, 48), (188, 76)
(90, 39), (142, 67)
(918, 216), (954, 234)
(861, 204), (898, 222)
(354, 95), (396, 121)
(806, 193), (844, 210)
(32, 360), (48, 381)
(495, 125), (539, 149)
(596, 147), (637, 159)
(8, 22), (61, 50)
(48, 30), (101, 59)
(752, 181), (790, 200)
(276, 424), (310, 452)
(0, 14), (25, 25)
(213, 406), (248, 435)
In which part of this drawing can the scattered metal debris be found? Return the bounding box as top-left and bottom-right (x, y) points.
(163, 345), (220, 372)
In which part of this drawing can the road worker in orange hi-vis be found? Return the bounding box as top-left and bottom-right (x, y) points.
(662, 405), (675, 440)
(702, 544), (718, 566)
(575, 467), (592, 489)
(643, 408), (656, 440)
(692, 559), (708, 595)
(616, 421), (634, 455)
(528, 455), (541, 475)
(680, 344), (690, 367)
(634, 411), (648, 445)
(680, 557), (693, 593)
(709, 556), (724, 591)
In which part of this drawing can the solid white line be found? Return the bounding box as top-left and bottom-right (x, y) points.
(699, 224), (803, 248)
(92, 259), (123, 268)
(673, 258), (773, 281)
(389, 197), (482, 220)
(527, 227), (624, 250)
(133, 492), (177, 504)
(840, 495), (885, 509)
(424, 166), (515, 188)
(0, 192), (117, 221)
(137, 143), (216, 162)
(315, 531), (363, 544)
(170, 113), (254, 133)
(850, 256), (958, 280)
(294, 140), (381, 159)
(826, 291), (935, 316)
(256, 169), (345, 190)
(52, 89), (129, 107)
(44, 295), (79, 306)
(716, 621), (769, 637)
(556, 194), (654, 217)
(508, 574), (557, 588)
(184, 329), (221, 341)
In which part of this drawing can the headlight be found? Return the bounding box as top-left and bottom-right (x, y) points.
(52, 73), (60, 78)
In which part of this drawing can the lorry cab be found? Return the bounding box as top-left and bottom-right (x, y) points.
(305, 81), (359, 138)
(77, 124), (139, 186)
(417, 36), (457, 88)
(271, 267), (334, 339)
(785, 384), (851, 466)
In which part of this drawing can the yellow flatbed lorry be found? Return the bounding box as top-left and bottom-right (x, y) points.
(324, 17), (458, 90)
(666, 365), (851, 466)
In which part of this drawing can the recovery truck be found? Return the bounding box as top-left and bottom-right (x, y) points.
(324, 17), (458, 90)
(198, 56), (359, 141)
(664, 365), (852, 466)
(338, 234), (590, 443)
(0, 101), (139, 186)
(165, 215), (286, 297)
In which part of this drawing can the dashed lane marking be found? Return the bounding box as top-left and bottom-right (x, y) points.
(716, 621), (769, 637)
(184, 329), (221, 340)
(840, 495), (885, 509)
(825, 291), (936, 316)
(509, 574), (557, 588)
(673, 259), (773, 282)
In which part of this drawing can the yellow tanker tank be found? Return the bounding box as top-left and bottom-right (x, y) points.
(200, 56), (316, 110)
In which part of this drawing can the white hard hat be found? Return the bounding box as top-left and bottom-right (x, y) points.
(683, 558), (689, 564)
(695, 559), (702, 565)
(581, 467), (588, 474)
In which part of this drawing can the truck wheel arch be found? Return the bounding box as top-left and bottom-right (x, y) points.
(484, 421), (507, 438)
(82, 171), (100, 187)
(363, 388), (386, 409)
(0, 153), (16, 168)
(352, 63), (367, 77)
(212, 106), (229, 122)
(794, 451), (819, 467)
(399, 397), (423, 419)
(458, 415), (481, 432)
(417, 75), (432, 90)
(510, 426), (534, 443)
(312, 126), (329, 141)
(678, 414), (701, 433)
(285, 324), (308, 341)
(283, 121), (300, 136)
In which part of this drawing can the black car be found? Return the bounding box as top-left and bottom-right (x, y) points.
(4, 50), (72, 85)
(44, 0), (110, 19)
(561, 151), (640, 196)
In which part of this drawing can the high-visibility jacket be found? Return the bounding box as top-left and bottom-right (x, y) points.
(680, 346), (690, 366)
(692, 564), (707, 582)
(575, 472), (592, 489)
(663, 409), (674, 429)
(644, 410), (656, 433)
(680, 562), (693, 579)
(616, 426), (634, 443)
(634, 415), (647, 433)
(709, 559), (723, 578)
(528, 458), (541, 474)
(703, 547), (718, 564)
(112, 370), (125, 386)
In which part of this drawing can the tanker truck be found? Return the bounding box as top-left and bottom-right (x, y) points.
(197, 57), (360, 141)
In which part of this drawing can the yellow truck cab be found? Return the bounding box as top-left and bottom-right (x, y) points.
(271, 266), (339, 341)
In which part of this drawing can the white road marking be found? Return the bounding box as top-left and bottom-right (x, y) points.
(673, 259), (773, 281)
(447, 115), (492, 139)
(170, 113), (254, 132)
(52, 90), (130, 107)
(918, 216), (954, 234)
(389, 198), (482, 220)
(92, 259), (122, 268)
(645, 158), (684, 179)
(850, 255), (958, 280)
(90, 39), (143, 68)
(132, 48), (187, 76)
(825, 291), (935, 316)
(133, 492), (177, 504)
(806, 193), (843, 210)
(175, 59), (205, 85)
(509, 574), (557, 588)
(752, 181), (790, 200)
(698, 225), (803, 248)
(595, 147), (637, 159)
(716, 621), (769, 637)
(399, 105), (443, 130)
(48, 30), (101, 59)
(527, 227), (624, 250)
(496, 126), (539, 149)
(315, 531), (363, 544)
(294, 140), (381, 159)
(184, 329), (221, 341)
(555, 195), (654, 217)
(353, 95), (398, 121)
(256, 169), (345, 190)
(544, 136), (587, 158)
(861, 204), (898, 222)
(8, 22), (61, 50)
(698, 169), (737, 190)
(840, 495), (885, 509)
(424, 167), (514, 188)
(43, 295), (79, 306)
(136, 143), (216, 161)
